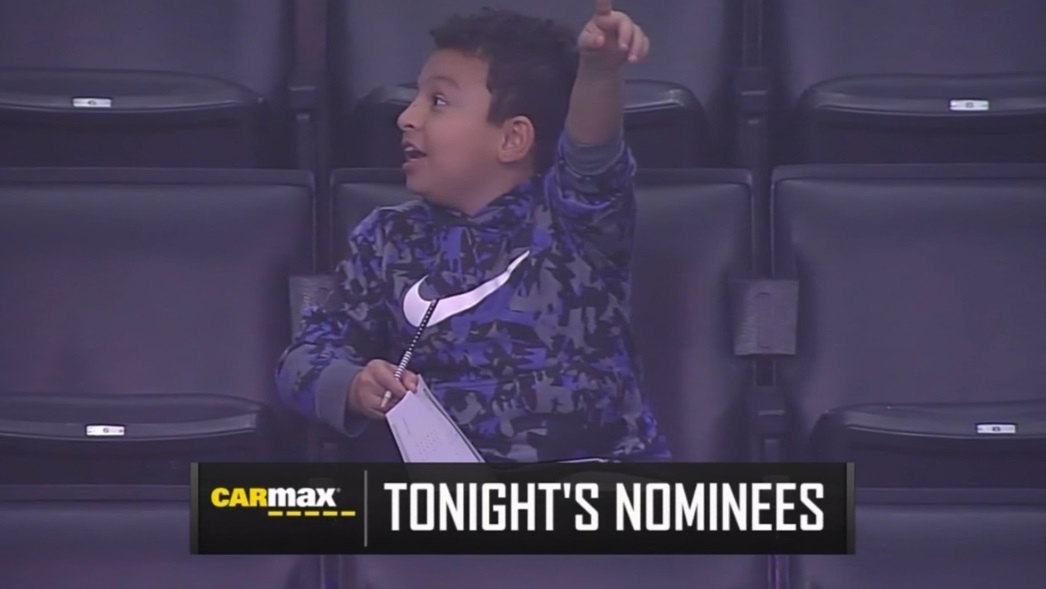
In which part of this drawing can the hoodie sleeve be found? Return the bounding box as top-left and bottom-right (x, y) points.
(549, 127), (637, 275)
(275, 212), (390, 436)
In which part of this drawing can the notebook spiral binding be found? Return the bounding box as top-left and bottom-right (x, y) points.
(394, 299), (438, 380)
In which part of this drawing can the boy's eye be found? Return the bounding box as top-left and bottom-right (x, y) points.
(431, 94), (448, 107)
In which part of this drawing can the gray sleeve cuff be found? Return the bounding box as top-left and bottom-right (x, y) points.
(314, 359), (369, 437)
(562, 127), (626, 175)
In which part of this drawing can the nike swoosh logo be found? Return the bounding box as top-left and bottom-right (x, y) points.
(402, 251), (531, 328)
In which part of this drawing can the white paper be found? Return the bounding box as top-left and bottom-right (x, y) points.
(385, 377), (485, 463)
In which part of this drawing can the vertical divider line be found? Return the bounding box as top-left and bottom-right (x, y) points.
(363, 469), (369, 548)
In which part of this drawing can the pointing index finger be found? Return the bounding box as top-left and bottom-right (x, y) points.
(594, 0), (613, 16)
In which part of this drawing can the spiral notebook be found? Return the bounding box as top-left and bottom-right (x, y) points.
(385, 376), (485, 463)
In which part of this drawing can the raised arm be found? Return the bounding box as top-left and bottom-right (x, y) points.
(565, 0), (649, 145)
(551, 0), (650, 270)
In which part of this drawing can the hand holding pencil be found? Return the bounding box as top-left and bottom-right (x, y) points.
(347, 359), (418, 420)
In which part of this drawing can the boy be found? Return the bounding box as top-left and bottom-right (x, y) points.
(277, 0), (670, 462)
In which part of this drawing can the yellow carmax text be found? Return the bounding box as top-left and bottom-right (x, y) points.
(210, 487), (356, 517)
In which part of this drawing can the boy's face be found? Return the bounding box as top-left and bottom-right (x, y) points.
(397, 50), (518, 208)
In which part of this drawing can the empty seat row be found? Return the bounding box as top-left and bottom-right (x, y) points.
(0, 168), (315, 485)
(1, 0), (1043, 170)
(336, 0), (1046, 169)
(0, 167), (322, 588)
(1, 164), (1044, 588)
(765, 0), (1046, 164)
(1, 165), (1045, 473)
(772, 164), (1046, 488)
(0, 0), (299, 168)
(333, 164), (1046, 485)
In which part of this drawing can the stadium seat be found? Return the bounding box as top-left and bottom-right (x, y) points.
(0, 0), (297, 168)
(329, 0), (742, 168)
(330, 168), (764, 589)
(331, 168), (755, 461)
(765, 0), (1046, 164)
(789, 492), (1046, 589)
(771, 164), (1046, 487)
(0, 168), (314, 485)
(0, 494), (321, 589)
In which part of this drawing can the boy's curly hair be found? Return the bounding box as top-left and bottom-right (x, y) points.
(431, 8), (579, 170)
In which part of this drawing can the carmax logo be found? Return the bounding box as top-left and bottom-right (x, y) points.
(210, 487), (356, 518)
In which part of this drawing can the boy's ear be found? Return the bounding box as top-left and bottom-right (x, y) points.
(497, 115), (536, 164)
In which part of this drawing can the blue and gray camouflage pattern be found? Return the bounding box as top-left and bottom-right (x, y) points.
(277, 131), (670, 462)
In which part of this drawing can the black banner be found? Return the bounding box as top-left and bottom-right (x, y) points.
(191, 462), (853, 555)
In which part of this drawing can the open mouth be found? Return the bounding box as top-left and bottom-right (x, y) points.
(402, 143), (427, 162)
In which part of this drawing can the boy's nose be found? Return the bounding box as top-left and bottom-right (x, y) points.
(397, 100), (419, 131)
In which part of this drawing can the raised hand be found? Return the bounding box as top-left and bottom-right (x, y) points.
(577, 0), (650, 67)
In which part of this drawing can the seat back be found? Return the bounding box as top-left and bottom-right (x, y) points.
(0, 0), (296, 167)
(772, 164), (1046, 481)
(0, 169), (314, 480)
(331, 169), (754, 461)
(766, 0), (1046, 163)
(0, 0), (293, 95)
(330, 167), (762, 588)
(767, 0), (1046, 109)
(329, 0), (741, 166)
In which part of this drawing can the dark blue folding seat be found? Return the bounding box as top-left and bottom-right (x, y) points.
(0, 168), (314, 484)
(0, 168), (319, 589)
(766, 0), (1046, 163)
(0, 0), (297, 167)
(771, 163), (1046, 588)
(329, 168), (765, 589)
(771, 164), (1046, 487)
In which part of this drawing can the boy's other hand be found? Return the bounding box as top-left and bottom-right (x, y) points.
(578, 0), (650, 67)
(347, 359), (418, 419)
